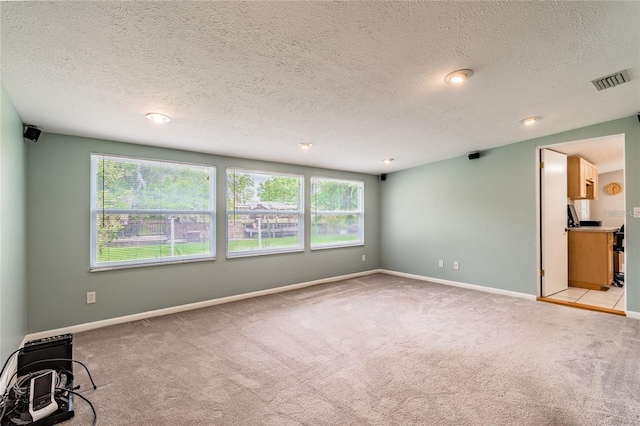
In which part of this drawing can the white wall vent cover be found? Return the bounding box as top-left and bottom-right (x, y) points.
(591, 69), (631, 91)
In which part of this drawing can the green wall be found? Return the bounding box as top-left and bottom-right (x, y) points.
(21, 115), (640, 334)
(0, 81), (28, 361)
(26, 133), (380, 332)
(381, 116), (640, 312)
(380, 138), (536, 294)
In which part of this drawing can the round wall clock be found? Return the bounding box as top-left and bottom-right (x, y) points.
(604, 182), (622, 195)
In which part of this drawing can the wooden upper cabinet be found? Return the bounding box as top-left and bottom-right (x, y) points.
(567, 156), (598, 200)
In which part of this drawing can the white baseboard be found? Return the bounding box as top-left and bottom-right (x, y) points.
(380, 270), (640, 319)
(379, 269), (537, 301)
(4, 270), (379, 393)
(5, 269), (636, 392)
(24, 269), (383, 342)
(626, 311), (640, 320)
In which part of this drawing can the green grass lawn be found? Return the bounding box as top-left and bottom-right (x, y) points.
(98, 242), (209, 263)
(99, 234), (360, 262)
(229, 234), (359, 252)
(228, 237), (299, 252)
(311, 234), (359, 245)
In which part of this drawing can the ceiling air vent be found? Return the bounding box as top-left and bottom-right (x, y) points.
(591, 69), (631, 91)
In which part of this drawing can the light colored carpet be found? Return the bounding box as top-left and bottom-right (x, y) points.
(66, 273), (640, 425)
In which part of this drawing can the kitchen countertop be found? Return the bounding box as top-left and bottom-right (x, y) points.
(568, 226), (619, 233)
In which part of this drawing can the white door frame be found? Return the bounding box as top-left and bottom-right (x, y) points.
(534, 134), (626, 311)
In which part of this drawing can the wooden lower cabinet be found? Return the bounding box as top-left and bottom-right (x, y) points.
(568, 231), (613, 291)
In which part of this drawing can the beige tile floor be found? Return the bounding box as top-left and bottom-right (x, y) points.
(547, 285), (625, 311)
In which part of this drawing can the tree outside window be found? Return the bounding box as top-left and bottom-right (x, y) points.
(311, 177), (364, 248)
(226, 168), (303, 256)
(91, 154), (215, 269)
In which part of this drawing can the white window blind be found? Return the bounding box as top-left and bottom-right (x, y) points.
(226, 168), (303, 257)
(90, 154), (215, 269)
(311, 177), (364, 249)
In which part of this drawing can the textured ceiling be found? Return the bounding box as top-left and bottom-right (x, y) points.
(548, 134), (624, 174)
(1, 1), (638, 175)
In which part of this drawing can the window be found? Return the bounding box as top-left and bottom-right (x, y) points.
(90, 154), (215, 269)
(311, 177), (364, 249)
(227, 168), (303, 257)
(578, 199), (590, 221)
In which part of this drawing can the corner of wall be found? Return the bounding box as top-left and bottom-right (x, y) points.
(0, 80), (28, 363)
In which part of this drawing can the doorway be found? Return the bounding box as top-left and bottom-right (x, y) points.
(537, 134), (626, 314)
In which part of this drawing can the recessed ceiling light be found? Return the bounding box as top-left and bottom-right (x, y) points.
(297, 143), (313, 150)
(146, 113), (171, 123)
(444, 69), (473, 84)
(520, 116), (541, 126)
(383, 158), (394, 165)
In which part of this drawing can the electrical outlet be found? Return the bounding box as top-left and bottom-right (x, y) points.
(86, 291), (96, 304)
(634, 207), (640, 218)
(438, 260), (444, 268)
(362, 254), (366, 262)
(453, 261), (460, 270)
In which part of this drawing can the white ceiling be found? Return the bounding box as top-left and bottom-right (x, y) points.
(1, 2), (638, 175)
(547, 134), (624, 174)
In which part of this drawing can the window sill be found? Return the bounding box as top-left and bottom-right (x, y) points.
(90, 256), (216, 272)
(311, 242), (364, 251)
(226, 248), (304, 259)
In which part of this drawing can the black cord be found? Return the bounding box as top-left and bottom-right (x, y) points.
(0, 348), (24, 422)
(2, 356), (97, 425)
(56, 388), (97, 426)
(0, 393), (7, 424)
(11, 359), (97, 390)
(2, 373), (97, 426)
(0, 348), (23, 383)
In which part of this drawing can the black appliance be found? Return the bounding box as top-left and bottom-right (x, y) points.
(2, 335), (75, 426)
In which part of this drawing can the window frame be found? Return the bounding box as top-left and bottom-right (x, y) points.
(226, 167), (304, 258)
(310, 176), (364, 250)
(90, 153), (216, 271)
